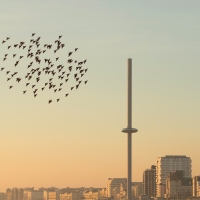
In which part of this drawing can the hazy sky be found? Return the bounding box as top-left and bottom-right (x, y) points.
(0, 0), (200, 192)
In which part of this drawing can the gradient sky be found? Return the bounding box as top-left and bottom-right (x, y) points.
(0, 0), (200, 192)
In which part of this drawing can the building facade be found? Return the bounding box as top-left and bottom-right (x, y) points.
(106, 178), (127, 197)
(143, 165), (156, 198)
(60, 192), (79, 200)
(193, 176), (200, 197)
(156, 155), (192, 197)
(132, 183), (142, 199)
(166, 170), (192, 199)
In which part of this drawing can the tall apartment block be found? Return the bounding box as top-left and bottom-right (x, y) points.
(156, 155), (192, 197)
(193, 176), (200, 197)
(142, 165), (156, 197)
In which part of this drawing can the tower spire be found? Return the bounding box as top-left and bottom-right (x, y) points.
(122, 58), (138, 200)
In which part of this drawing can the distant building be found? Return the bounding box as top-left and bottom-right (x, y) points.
(132, 183), (142, 199)
(44, 190), (60, 200)
(156, 184), (166, 198)
(27, 190), (43, 200)
(0, 193), (5, 200)
(106, 178), (127, 197)
(23, 188), (34, 200)
(18, 189), (23, 200)
(143, 165), (156, 197)
(156, 155), (192, 197)
(6, 189), (12, 200)
(166, 170), (192, 199)
(60, 192), (79, 200)
(193, 176), (200, 197)
(12, 188), (18, 200)
(82, 189), (107, 200)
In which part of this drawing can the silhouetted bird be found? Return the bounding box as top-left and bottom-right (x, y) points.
(57, 99), (60, 102)
(1, 68), (4, 71)
(23, 90), (26, 94)
(32, 85), (36, 88)
(6, 37), (10, 40)
(15, 61), (19, 67)
(85, 80), (88, 84)
(68, 52), (73, 57)
(75, 48), (78, 52)
(2, 40), (6, 44)
(33, 89), (38, 93)
(56, 57), (59, 61)
(6, 71), (10, 74)
(9, 86), (13, 89)
(8, 46), (11, 49)
(16, 78), (21, 82)
(26, 83), (30, 86)
(49, 99), (52, 104)
(71, 87), (74, 90)
(32, 33), (36, 36)
(65, 93), (69, 97)
(13, 54), (16, 58)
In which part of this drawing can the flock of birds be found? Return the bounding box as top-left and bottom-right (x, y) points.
(0, 34), (88, 103)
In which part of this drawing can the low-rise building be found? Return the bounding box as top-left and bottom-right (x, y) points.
(82, 189), (108, 200)
(60, 192), (79, 200)
(166, 170), (192, 199)
(0, 193), (5, 200)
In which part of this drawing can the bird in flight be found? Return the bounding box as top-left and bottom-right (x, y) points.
(0, 34), (88, 103)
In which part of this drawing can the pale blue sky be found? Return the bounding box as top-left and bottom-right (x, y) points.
(0, 0), (200, 192)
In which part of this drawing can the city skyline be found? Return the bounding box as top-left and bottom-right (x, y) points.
(0, 155), (199, 199)
(1, 0), (200, 192)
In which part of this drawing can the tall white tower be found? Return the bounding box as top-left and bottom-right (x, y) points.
(122, 58), (138, 200)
